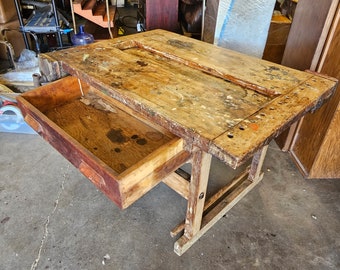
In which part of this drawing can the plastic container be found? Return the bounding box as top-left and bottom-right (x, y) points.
(71, 25), (94, 46)
(0, 105), (36, 134)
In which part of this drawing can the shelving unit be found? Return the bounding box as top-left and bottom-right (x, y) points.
(13, 0), (72, 52)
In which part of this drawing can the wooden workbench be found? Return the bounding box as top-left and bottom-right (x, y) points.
(17, 30), (337, 255)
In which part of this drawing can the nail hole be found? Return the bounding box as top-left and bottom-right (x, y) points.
(227, 133), (234, 138)
(239, 126), (245, 130)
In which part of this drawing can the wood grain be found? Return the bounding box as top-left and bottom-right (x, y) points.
(290, 3), (340, 178)
(40, 29), (337, 169)
(139, 0), (179, 32)
(281, 0), (334, 70)
(275, 0), (337, 151)
(17, 76), (187, 208)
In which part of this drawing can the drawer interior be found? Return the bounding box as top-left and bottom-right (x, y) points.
(18, 76), (187, 208)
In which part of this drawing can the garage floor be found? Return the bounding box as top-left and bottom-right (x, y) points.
(0, 132), (339, 270)
(0, 6), (339, 270)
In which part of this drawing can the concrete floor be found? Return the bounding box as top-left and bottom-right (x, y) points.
(0, 132), (339, 270)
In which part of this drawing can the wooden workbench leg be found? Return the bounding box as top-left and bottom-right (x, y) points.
(174, 150), (212, 255)
(174, 145), (269, 256)
(248, 145), (269, 182)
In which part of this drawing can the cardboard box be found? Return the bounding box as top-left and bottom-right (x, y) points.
(0, 18), (26, 60)
(0, 0), (17, 24)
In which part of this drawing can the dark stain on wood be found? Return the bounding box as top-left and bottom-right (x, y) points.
(118, 163), (127, 172)
(136, 138), (147, 145)
(146, 131), (164, 141)
(107, 128), (128, 143)
(167, 39), (193, 49)
(136, 60), (148, 67)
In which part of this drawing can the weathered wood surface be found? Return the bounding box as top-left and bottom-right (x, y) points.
(17, 76), (188, 209)
(40, 29), (337, 168)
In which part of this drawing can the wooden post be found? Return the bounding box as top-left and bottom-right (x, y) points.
(248, 145), (268, 181)
(184, 150), (212, 238)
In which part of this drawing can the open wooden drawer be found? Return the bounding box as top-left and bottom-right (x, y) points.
(17, 76), (189, 209)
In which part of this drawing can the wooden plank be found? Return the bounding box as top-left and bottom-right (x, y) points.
(143, 0), (179, 32)
(119, 137), (185, 191)
(212, 74), (337, 168)
(275, 0), (338, 150)
(202, 0), (220, 43)
(281, 0), (334, 70)
(248, 145), (268, 181)
(204, 168), (249, 212)
(170, 167), (249, 238)
(162, 171), (190, 200)
(45, 30), (313, 101)
(18, 76), (90, 111)
(262, 14), (292, 64)
(310, 104), (340, 178)
(184, 150), (212, 238)
(310, 0), (340, 70)
(122, 150), (191, 208)
(290, 3), (340, 178)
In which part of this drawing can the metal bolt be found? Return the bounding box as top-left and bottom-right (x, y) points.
(199, 192), (205, 199)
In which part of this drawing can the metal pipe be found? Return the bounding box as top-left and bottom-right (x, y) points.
(106, 0), (113, 39)
(13, 0), (30, 49)
(51, 0), (63, 48)
(201, 0), (206, 41)
(70, 0), (77, 34)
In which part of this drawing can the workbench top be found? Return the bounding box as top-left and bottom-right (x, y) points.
(41, 29), (337, 168)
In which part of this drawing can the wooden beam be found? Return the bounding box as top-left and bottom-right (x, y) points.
(248, 145), (269, 181)
(162, 170), (190, 200)
(183, 150), (212, 238)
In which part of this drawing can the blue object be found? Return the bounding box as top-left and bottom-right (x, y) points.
(71, 25), (94, 46)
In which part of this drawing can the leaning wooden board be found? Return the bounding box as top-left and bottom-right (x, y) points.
(17, 30), (337, 255)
